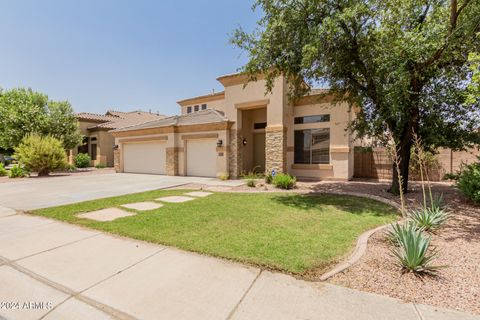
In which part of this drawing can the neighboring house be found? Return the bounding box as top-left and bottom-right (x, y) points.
(110, 73), (355, 180)
(72, 111), (165, 167)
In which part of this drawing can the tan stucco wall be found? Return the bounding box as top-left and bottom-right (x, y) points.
(180, 98), (226, 114)
(70, 121), (115, 167)
(114, 129), (229, 178)
(288, 101), (353, 180)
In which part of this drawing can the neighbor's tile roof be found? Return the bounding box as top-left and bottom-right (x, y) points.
(111, 109), (229, 132)
(78, 110), (166, 131)
(76, 112), (118, 122)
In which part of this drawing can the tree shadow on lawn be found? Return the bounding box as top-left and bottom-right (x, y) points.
(271, 193), (398, 217)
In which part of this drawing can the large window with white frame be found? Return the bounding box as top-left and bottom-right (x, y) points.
(294, 128), (330, 164)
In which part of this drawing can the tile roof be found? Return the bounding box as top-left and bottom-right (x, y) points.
(111, 109), (229, 132)
(77, 110), (166, 131)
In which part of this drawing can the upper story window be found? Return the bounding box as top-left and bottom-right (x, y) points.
(194, 105), (199, 112)
(187, 106), (192, 113)
(294, 114), (330, 124)
(201, 104), (207, 110)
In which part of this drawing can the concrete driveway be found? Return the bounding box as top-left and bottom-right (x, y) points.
(1, 213), (477, 320)
(0, 173), (243, 211)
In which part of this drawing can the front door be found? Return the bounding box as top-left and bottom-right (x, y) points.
(253, 133), (265, 173)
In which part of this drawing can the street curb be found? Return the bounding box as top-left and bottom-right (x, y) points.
(317, 191), (402, 281)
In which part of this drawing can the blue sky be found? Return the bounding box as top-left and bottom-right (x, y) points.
(0, 0), (261, 115)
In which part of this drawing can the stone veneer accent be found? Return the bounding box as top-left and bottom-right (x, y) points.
(265, 126), (287, 174)
(166, 147), (179, 176)
(113, 149), (120, 173)
(228, 129), (243, 178)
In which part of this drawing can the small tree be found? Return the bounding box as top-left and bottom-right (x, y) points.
(15, 134), (68, 176)
(232, 0), (480, 194)
(0, 88), (82, 150)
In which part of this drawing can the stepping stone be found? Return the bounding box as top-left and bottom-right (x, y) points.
(121, 201), (163, 211)
(155, 196), (195, 203)
(77, 208), (136, 222)
(184, 191), (213, 198)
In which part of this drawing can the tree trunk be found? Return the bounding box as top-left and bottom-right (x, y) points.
(389, 139), (412, 195)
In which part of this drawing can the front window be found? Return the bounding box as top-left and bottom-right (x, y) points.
(294, 128), (330, 164)
(187, 106), (192, 113)
(194, 105), (199, 112)
(201, 104), (207, 110)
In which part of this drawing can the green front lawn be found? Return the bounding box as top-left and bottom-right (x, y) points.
(32, 190), (398, 274)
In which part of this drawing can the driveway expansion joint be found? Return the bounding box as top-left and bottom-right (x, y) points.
(413, 303), (426, 320)
(226, 269), (263, 320)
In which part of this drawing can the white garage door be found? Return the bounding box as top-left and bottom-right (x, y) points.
(123, 142), (166, 175)
(186, 139), (217, 177)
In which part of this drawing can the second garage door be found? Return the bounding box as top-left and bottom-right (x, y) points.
(123, 142), (166, 174)
(186, 139), (217, 177)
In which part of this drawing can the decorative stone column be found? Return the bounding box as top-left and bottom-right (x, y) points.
(166, 147), (179, 176)
(113, 149), (121, 173)
(228, 129), (243, 178)
(265, 125), (287, 174)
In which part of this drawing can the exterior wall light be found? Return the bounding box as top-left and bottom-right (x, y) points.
(242, 139), (247, 146)
(113, 144), (119, 150)
(216, 139), (223, 147)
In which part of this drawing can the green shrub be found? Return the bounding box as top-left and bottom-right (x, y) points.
(15, 134), (67, 176)
(218, 173), (230, 181)
(0, 163), (7, 176)
(8, 164), (27, 178)
(409, 207), (449, 232)
(272, 173), (296, 189)
(389, 222), (440, 274)
(65, 164), (77, 172)
(74, 153), (90, 168)
(264, 174), (273, 184)
(95, 163), (106, 169)
(443, 172), (458, 181)
(243, 170), (259, 188)
(456, 159), (480, 203)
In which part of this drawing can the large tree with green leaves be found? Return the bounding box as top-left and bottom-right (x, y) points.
(0, 88), (82, 150)
(233, 0), (480, 193)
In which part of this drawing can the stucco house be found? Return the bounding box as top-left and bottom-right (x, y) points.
(110, 73), (355, 180)
(72, 110), (165, 167)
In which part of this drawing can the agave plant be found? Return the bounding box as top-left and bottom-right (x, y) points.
(408, 206), (449, 232)
(389, 223), (440, 274)
(386, 221), (418, 246)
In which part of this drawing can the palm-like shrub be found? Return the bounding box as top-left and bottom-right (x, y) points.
(74, 153), (90, 168)
(408, 206), (449, 232)
(389, 222), (440, 274)
(15, 134), (67, 176)
(272, 173), (296, 189)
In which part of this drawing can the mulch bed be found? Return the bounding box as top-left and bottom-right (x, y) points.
(0, 167), (115, 183)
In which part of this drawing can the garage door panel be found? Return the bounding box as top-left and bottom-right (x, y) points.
(186, 139), (217, 177)
(123, 142), (166, 175)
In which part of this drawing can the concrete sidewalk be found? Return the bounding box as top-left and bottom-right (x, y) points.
(0, 211), (477, 320)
